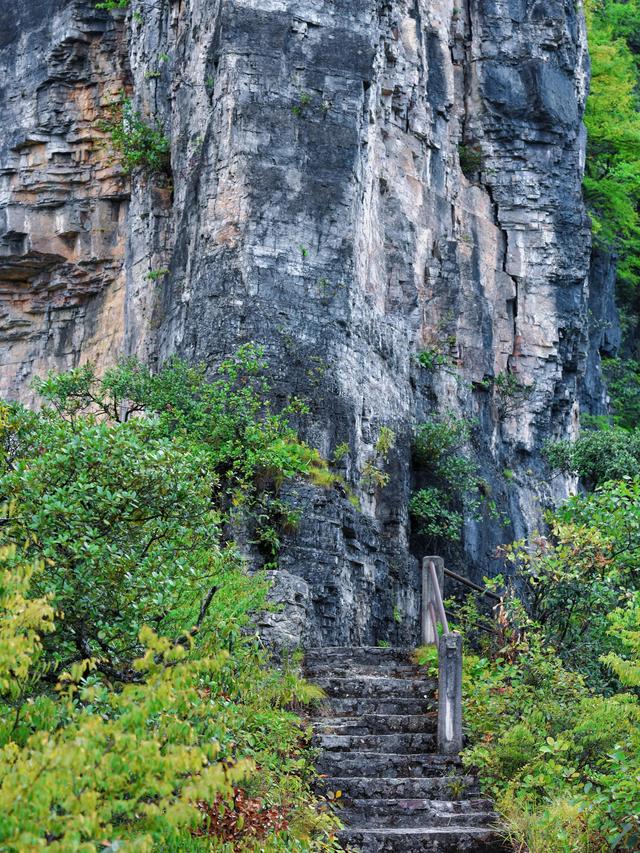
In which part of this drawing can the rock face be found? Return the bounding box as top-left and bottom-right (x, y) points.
(0, 0), (599, 646)
(0, 2), (130, 403)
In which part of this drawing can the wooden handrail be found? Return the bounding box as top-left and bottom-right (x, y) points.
(443, 566), (501, 601)
(421, 556), (463, 756)
(428, 559), (450, 632)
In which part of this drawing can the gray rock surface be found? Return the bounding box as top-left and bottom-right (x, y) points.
(579, 247), (621, 415)
(0, 0), (611, 646)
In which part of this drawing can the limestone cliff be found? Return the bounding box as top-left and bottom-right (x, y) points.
(0, 0), (605, 646)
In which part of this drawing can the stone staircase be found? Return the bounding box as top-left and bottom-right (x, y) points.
(305, 646), (505, 852)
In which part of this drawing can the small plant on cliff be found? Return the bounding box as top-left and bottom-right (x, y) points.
(492, 371), (534, 418)
(410, 414), (498, 542)
(96, 0), (129, 9)
(332, 442), (349, 464)
(292, 91), (313, 117)
(101, 96), (170, 175)
(417, 346), (455, 371)
(144, 267), (169, 281)
(458, 143), (483, 180)
(361, 427), (395, 492)
(416, 317), (458, 375)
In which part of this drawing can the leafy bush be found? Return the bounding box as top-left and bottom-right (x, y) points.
(545, 427), (640, 488)
(408, 488), (463, 542)
(410, 414), (496, 542)
(0, 349), (341, 850)
(456, 465), (640, 850)
(0, 548), (337, 851)
(0, 347), (330, 675)
(603, 358), (640, 428)
(101, 96), (170, 175)
(458, 604), (640, 852)
(496, 477), (640, 692)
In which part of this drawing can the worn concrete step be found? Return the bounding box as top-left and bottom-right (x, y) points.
(312, 714), (438, 736)
(314, 732), (437, 753)
(306, 661), (423, 678)
(312, 675), (436, 700)
(319, 775), (479, 801)
(338, 826), (505, 852)
(305, 647), (416, 667)
(317, 752), (460, 779)
(339, 798), (497, 828)
(314, 697), (435, 717)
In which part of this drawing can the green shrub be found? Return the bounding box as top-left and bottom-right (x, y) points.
(101, 96), (170, 175)
(417, 347), (454, 371)
(544, 427), (640, 488)
(459, 612), (640, 852)
(409, 487), (463, 541)
(410, 414), (497, 542)
(603, 358), (640, 429)
(0, 350), (342, 850)
(0, 547), (337, 850)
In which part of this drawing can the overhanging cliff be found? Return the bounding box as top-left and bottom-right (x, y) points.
(0, 0), (600, 646)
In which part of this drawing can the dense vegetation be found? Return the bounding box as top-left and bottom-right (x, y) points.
(418, 472), (640, 850)
(584, 0), (640, 311)
(0, 349), (340, 851)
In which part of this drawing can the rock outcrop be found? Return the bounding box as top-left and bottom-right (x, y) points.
(0, 0), (601, 646)
(0, 2), (130, 403)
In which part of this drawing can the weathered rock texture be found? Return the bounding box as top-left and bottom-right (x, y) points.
(0, 1), (130, 403)
(0, 0), (605, 646)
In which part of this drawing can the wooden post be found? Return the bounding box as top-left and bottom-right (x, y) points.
(437, 632), (463, 754)
(422, 556), (444, 645)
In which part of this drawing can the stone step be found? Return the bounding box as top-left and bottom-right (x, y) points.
(338, 797), (497, 828)
(317, 752), (460, 779)
(305, 647), (416, 667)
(320, 776), (481, 801)
(314, 732), (437, 753)
(312, 675), (436, 699)
(338, 826), (505, 852)
(314, 697), (435, 717)
(312, 714), (438, 736)
(306, 662), (423, 679)
(307, 646), (500, 849)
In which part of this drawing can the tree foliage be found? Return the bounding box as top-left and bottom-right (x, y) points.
(584, 0), (640, 300)
(0, 350), (340, 851)
(545, 427), (640, 487)
(453, 596), (640, 852)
